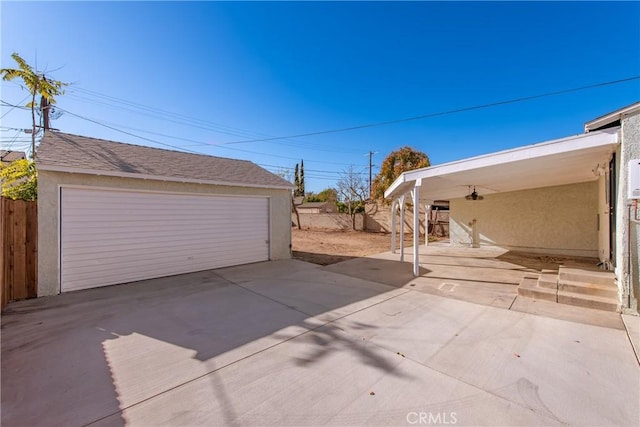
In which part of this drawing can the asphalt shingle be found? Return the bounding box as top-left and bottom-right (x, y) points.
(36, 132), (293, 189)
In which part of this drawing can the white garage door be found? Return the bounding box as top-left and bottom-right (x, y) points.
(60, 187), (269, 292)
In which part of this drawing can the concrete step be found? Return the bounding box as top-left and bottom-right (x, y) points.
(557, 290), (621, 313)
(518, 276), (557, 302)
(537, 273), (558, 290)
(558, 279), (618, 299)
(558, 267), (616, 287)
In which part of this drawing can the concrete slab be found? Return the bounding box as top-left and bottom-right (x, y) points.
(331, 291), (640, 426)
(1, 269), (313, 426)
(511, 296), (625, 330)
(2, 259), (638, 426)
(404, 276), (517, 309)
(622, 314), (640, 365)
(235, 267), (409, 323)
(324, 256), (425, 287)
(94, 325), (563, 426)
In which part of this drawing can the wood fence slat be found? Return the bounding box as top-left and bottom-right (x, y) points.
(11, 200), (27, 300)
(1, 198), (7, 311)
(1, 197), (38, 311)
(25, 201), (37, 298)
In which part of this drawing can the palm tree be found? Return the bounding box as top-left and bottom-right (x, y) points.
(1, 53), (67, 158)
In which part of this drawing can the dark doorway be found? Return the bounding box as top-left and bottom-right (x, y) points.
(608, 153), (616, 265)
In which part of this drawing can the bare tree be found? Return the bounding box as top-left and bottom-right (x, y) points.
(337, 165), (368, 230)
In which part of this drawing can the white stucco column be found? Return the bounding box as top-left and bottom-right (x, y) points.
(413, 180), (421, 277)
(399, 194), (405, 262)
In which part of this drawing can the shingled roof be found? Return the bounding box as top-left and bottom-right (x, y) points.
(36, 132), (293, 190)
(0, 150), (26, 163)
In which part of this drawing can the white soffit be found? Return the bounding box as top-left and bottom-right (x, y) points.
(385, 128), (619, 201)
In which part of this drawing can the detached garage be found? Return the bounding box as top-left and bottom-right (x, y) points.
(36, 132), (293, 296)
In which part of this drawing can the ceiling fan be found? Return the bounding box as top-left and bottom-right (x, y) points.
(465, 186), (484, 201)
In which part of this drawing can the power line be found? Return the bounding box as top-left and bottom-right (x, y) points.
(221, 75), (640, 144)
(56, 107), (362, 167)
(56, 107), (203, 154)
(0, 95), (30, 119)
(67, 87), (364, 154)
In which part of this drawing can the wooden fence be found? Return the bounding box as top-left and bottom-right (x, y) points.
(1, 197), (37, 311)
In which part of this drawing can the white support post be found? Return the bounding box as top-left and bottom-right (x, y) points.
(390, 199), (397, 253)
(399, 194), (405, 262)
(425, 204), (431, 247)
(413, 180), (421, 277)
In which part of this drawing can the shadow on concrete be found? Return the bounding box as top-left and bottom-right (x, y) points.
(292, 250), (356, 266)
(324, 258), (430, 287)
(496, 251), (601, 272)
(1, 261), (405, 426)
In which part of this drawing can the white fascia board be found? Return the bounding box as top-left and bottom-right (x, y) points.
(36, 165), (296, 191)
(383, 173), (407, 199)
(585, 102), (640, 132)
(381, 129), (618, 200)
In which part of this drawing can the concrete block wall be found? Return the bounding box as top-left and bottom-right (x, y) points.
(292, 213), (364, 230)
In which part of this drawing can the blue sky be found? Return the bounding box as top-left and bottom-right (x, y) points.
(1, 1), (639, 193)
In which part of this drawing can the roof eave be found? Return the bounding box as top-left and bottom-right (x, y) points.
(36, 164), (295, 191)
(585, 101), (640, 132)
(384, 129), (619, 200)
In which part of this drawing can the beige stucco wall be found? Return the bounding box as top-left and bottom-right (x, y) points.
(616, 113), (640, 314)
(37, 170), (292, 296)
(450, 181), (599, 257)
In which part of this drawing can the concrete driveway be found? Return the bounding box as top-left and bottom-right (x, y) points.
(2, 258), (638, 426)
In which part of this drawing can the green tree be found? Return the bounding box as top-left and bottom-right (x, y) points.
(0, 159), (37, 201)
(1, 53), (68, 157)
(372, 146), (430, 200)
(293, 163), (300, 197)
(305, 187), (338, 204)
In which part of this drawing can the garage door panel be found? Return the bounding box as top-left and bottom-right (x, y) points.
(62, 228), (267, 250)
(62, 239), (268, 262)
(61, 188), (270, 292)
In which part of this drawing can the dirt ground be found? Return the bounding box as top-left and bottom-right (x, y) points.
(291, 229), (600, 270)
(292, 229), (403, 265)
(291, 228), (425, 266)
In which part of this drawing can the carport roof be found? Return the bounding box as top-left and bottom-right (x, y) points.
(36, 131), (294, 190)
(384, 128), (619, 202)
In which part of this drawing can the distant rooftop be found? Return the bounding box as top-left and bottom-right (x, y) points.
(0, 150), (26, 163)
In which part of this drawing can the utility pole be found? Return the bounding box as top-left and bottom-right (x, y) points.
(41, 95), (50, 131)
(367, 151), (377, 199)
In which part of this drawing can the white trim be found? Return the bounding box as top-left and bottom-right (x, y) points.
(57, 185), (62, 293)
(384, 129), (618, 199)
(412, 184), (420, 277)
(57, 183), (274, 199)
(585, 102), (640, 132)
(38, 164), (295, 191)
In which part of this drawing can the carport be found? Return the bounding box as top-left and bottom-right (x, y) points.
(384, 129), (619, 276)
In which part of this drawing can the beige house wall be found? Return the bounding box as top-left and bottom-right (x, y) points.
(450, 181), (599, 257)
(38, 170), (292, 296)
(616, 113), (640, 313)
